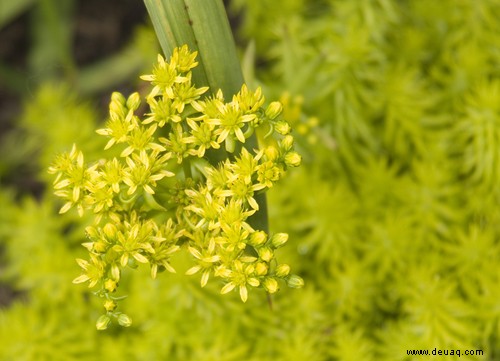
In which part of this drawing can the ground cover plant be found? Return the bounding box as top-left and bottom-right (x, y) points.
(1, 0), (500, 360)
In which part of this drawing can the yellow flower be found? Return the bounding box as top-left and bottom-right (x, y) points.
(100, 158), (124, 194)
(73, 254), (106, 288)
(96, 96), (137, 150)
(185, 246), (220, 287)
(143, 96), (181, 127)
(112, 219), (156, 267)
(140, 54), (187, 98)
(219, 178), (262, 210)
(233, 84), (265, 113)
(256, 160), (283, 188)
(123, 151), (174, 195)
(120, 125), (165, 158)
(184, 118), (220, 157)
(220, 260), (260, 302)
(207, 102), (256, 144)
(170, 44), (198, 72)
(171, 75), (209, 112)
(50, 145), (100, 216)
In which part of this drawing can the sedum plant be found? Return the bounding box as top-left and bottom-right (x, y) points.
(48, 46), (303, 328)
(4, 0), (500, 359)
(232, 0), (500, 359)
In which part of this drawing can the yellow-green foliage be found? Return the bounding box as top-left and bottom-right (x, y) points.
(1, 0), (500, 359)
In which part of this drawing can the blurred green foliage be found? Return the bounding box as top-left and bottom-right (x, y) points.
(1, 0), (500, 359)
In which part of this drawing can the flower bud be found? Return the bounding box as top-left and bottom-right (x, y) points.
(225, 135), (236, 153)
(265, 101), (283, 120)
(270, 233), (289, 248)
(255, 262), (269, 276)
(264, 146), (279, 161)
(93, 241), (107, 253)
(275, 264), (291, 278)
(280, 135), (294, 151)
(111, 92), (126, 105)
(85, 226), (98, 238)
(247, 277), (260, 287)
(111, 264), (121, 282)
(96, 315), (111, 330)
(117, 313), (132, 327)
(126, 92), (141, 111)
(284, 151), (301, 167)
(263, 277), (279, 294)
(244, 264), (255, 275)
(110, 101), (126, 120)
(104, 278), (117, 292)
(275, 120), (291, 135)
(287, 274), (304, 288)
(250, 231), (267, 247)
(103, 223), (117, 239)
(104, 300), (117, 312)
(259, 247), (274, 262)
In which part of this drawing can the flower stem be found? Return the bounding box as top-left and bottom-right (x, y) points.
(183, 159), (192, 179)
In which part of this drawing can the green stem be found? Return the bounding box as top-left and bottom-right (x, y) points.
(183, 159), (193, 179)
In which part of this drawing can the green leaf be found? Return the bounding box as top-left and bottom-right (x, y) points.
(143, 0), (243, 97)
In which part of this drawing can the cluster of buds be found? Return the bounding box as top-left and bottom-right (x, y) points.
(49, 46), (303, 329)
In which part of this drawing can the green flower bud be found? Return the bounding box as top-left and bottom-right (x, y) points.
(250, 231), (267, 247)
(117, 313), (132, 327)
(225, 135), (236, 153)
(275, 264), (291, 278)
(103, 223), (117, 239)
(284, 151), (302, 167)
(247, 277), (260, 287)
(104, 300), (117, 312)
(265, 101), (283, 120)
(85, 226), (98, 238)
(109, 101), (126, 120)
(275, 120), (291, 135)
(271, 233), (289, 248)
(255, 262), (269, 276)
(110, 263), (121, 282)
(264, 146), (279, 161)
(93, 241), (107, 253)
(263, 277), (279, 294)
(245, 264), (255, 275)
(280, 135), (294, 151)
(287, 274), (304, 288)
(96, 315), (111, 330)
(104, 279), (117, 292)
(111, 92), (126, 105)
(259, 247), (274, 262)
(126, 92), (141, 111)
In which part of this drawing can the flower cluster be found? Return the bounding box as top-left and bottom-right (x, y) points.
(49, 45), (303, 329)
